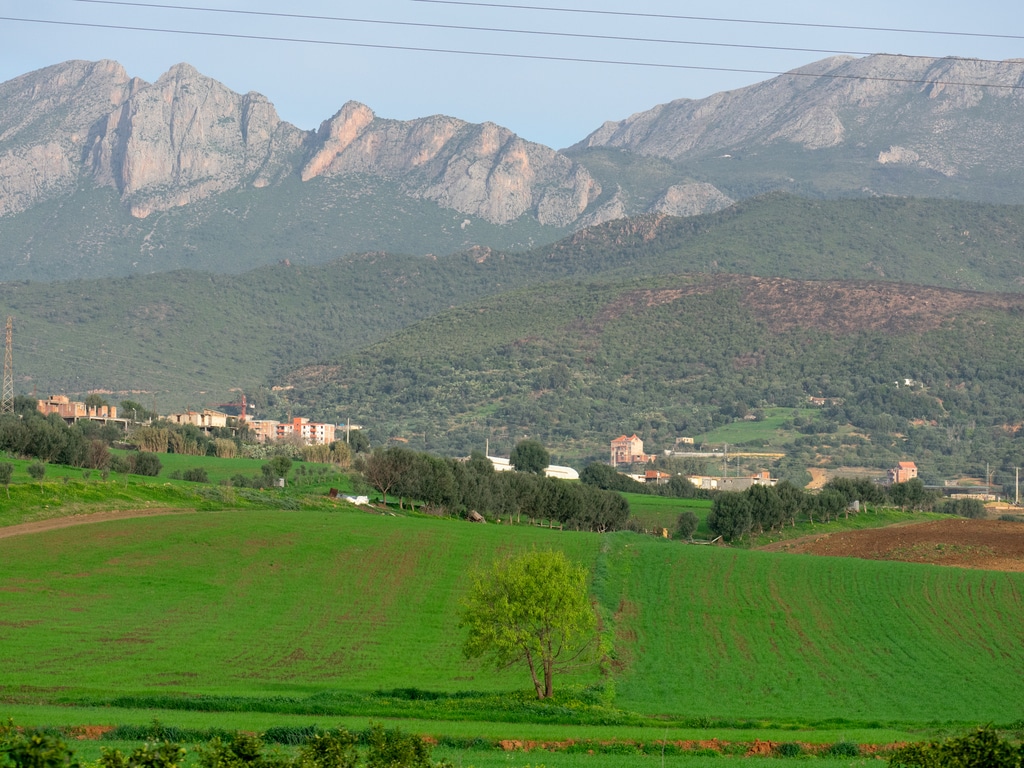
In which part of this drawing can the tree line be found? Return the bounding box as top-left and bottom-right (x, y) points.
(359, 447), (630, 532)
(706, 476), (983, 542)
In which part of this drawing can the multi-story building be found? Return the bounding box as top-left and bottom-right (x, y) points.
(610, 434), (647, 466)
(888, 461), (919, 484)
(250, 417), (336, 445)
(165, 409), (229, 430)
(38, 395), (118, 423)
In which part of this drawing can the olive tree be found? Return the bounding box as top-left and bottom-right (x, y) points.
(0, 462), (12, 498)
(460, 549), (598, 699)
(509, 440), (549, 475)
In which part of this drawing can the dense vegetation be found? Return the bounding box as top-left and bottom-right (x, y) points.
(360, 447), (630, 532)
(286, 272), (1024, 485)
(4, 194), (1024, 412)
(0, 177), (563, 281)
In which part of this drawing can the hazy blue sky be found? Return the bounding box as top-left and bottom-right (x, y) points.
(1, 1), (1022, 148)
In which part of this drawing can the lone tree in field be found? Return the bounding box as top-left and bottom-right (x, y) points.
(460, 549), (598, 699)
(509, 439), (549, 475)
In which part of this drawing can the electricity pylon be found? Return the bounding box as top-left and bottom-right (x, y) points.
(1, 316), (12, 414)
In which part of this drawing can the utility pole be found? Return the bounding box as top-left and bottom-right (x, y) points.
(1, 316), (13, 415)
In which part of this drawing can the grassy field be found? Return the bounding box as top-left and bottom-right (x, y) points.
(1, 507), (1021, 727)
(694, 408), (818, 447)
(0, 454), (358, 524)
(620, 495), (713, 538)
(2, 455), (1022, 765)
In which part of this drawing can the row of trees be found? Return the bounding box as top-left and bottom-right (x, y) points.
(707, 477), (977, 542)
(0, 397), (122, 469)
(360, 447), (630, 532)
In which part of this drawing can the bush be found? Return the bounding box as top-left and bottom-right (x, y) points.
(366, 724), (435, 768)
(942, 498), (987, 519)
(297, 729), (358, 768)
(182, 467), (209, 483)
(825, 741), (859, 757)
(99, 742), (186, 768)
(888, 727), (1023, 767)
(0, 725), (77, 768)
(674, 511), (699, 540)
(132, 452), (163, 477)
(26, 461), (46, 483)
(774, 742), (803, 757)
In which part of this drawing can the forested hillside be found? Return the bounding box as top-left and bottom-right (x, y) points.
(4, 193), (1024, 408)
(283, 273), (1024, 485)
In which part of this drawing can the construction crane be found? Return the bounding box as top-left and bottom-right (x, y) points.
(212, 392), (250, 422)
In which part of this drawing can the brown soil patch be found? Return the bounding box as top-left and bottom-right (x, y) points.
(0, 508), (193, 540)
(761, 518), (1024, 571)
(805, 468), (828, 490)
(69, 725), (115, 740)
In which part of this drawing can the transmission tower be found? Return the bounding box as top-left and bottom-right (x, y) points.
(1, 316), (13, 414)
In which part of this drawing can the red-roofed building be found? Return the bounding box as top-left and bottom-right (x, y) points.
(610, 434), (647, 467)
(888, 461), (918, 484)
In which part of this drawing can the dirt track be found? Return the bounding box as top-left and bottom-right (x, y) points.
(0, 508), (193, 539)
(760, 518), (1024, 571)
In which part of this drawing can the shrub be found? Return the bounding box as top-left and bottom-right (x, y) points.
(0, 726), (77, 768)
(774, 742), (803, 757)
(297, 729), (358, 768)
(182, 467), (209, 483)
(366, 724), (434, 768)
(100, 742), (186, 768)
(109, 456), (131, 474)
(674, 511), (699, 540)
(888, 726), (1023, 767)
(132, 452), (163, 477)
(826, 741), (859, 757)
(26, 461), (46, 483)
(943, 498), (987, 519)
(0, 462), (12, 497)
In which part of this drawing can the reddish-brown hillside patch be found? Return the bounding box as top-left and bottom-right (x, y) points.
(761, 518), (1024, 571)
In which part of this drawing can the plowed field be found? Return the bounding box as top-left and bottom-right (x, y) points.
(761, 518), (1024, 571)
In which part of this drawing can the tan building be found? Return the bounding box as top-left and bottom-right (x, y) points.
(248, 419), (280, 444)
(38, 395), (118, 422)
(272, 417), (335, 448)
(888, 461), (918, 484)
(165, 409), (229, 430)
(611, 434), (647, 466)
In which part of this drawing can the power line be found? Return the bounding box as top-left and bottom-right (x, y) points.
(64, 0), (1023, 64)
(61, 0), (1015, 64)
(67, 0), (876, 59)
(411, 0), (1024, 42)
(2, 15), (1023, 90)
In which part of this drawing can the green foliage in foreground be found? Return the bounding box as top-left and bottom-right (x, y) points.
(889, 726), (1024, 767)
(0, 722), (449, 768)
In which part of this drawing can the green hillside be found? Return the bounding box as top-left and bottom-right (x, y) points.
(285, 272), (1024, 482)
(0, 509), (1020, 725)
(0, 177), (564, 282)
(3, 193), (1024, 408)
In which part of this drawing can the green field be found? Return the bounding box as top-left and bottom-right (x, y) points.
(2, 458), (1022, 767)
(694, 408), (817, 447)
(621, 495), (712, 537)
(1, 507), (1021, 725)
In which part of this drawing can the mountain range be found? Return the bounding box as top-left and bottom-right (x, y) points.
(1, 55), (1023, 279)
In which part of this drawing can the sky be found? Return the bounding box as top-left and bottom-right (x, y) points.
(0, 0), (1022, 149)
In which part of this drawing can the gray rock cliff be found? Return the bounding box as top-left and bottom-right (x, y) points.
(577, 55), (1024, 179)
